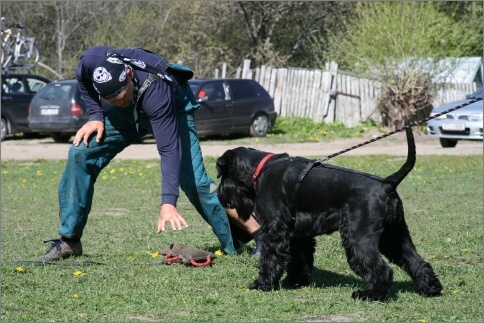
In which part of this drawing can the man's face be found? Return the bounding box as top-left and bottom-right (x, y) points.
(103, 68), (135, 107)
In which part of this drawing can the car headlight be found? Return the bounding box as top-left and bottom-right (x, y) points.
(468, 113), (483, 122)
(430, 112), (447, 120)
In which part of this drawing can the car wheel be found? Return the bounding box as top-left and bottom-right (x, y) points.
(249, 114), (269, 137)
(439, 138), (458, 148)
(51, 132), (72, 143)
(1, 118), (7, 141)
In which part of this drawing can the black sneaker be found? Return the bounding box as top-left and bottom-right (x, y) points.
(39, 238), (83, 262)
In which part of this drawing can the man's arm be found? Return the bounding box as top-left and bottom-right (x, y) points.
(73, 52), (107, 146)
(142, 78), (188, 231)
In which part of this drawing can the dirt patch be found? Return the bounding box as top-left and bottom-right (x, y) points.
(1, 131), (482, 160)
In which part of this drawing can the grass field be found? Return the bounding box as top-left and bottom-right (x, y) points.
(1, 154), (482, 322)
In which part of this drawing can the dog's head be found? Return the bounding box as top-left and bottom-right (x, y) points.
(216, 147), (269, 221)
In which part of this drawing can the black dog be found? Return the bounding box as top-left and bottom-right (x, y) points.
(216, 122), (442, 301)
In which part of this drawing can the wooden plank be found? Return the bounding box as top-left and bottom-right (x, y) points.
(273, 68), (286, 116)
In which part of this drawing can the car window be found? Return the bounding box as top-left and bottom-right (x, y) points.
(466, 87), (483, 99)
(3, 77), (25, 94)
(37, 83), (72, 100)
(227, 79), (260, 99)
(26, 77), (48, 93)
(197, 82), (228, 102)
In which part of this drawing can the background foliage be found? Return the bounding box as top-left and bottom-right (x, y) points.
(1, 1), (482, 80)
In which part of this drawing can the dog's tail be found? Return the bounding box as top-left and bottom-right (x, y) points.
(383, 118), (416, 187)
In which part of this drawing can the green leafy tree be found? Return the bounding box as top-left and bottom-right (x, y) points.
(326, 1), (483, 129)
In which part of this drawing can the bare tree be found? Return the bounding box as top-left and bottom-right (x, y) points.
(237, 1), (353, 67)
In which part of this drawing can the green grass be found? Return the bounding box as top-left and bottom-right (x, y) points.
(195, 117), (387, 145)
(1, 155), (482, 322)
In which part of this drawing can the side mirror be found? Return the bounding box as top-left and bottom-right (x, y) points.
(197, 96), (208, 103)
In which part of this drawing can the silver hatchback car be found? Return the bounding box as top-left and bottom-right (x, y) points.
(427, 87), (483, 147)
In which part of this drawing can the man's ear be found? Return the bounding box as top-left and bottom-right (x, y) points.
(126, 67), (134, 80)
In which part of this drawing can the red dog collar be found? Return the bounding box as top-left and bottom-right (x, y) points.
(253, 153), (275, 187)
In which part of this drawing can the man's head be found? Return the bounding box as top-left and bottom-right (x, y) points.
(92, 57), (134, 107)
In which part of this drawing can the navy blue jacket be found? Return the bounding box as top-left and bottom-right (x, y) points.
(75, 46), (181, 206)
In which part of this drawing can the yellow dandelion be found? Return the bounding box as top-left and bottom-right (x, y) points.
(101, 174), (108, 180)
(452, 290), (458, 294)
(16, 266), (25, 273)
(36, 170), (43, 176)
(2, 170), (9, 174)
(73, 270), (86, 277)
(418, 319), (426, 322)
(72, 294), (79, 298)
(109, 169), (116, 174)
(152, 251), (159, 258)
(214, 250), (223, 257)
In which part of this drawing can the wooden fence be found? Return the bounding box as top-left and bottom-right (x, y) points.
(219, 59), (479, 127)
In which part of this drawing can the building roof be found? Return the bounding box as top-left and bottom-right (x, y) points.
(432, 57), (482, 84)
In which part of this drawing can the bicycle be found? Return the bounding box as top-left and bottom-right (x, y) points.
(1, 17), (40, 70)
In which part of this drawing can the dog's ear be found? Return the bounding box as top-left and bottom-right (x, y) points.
(216, 157), (226, 179)
(216, 150), (234, 178)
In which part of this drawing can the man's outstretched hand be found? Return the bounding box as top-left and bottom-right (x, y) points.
(157, 204), (189, 233)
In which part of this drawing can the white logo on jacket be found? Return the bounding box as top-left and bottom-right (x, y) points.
(129, 59), (146, 69)
(107, 57), (123, 64)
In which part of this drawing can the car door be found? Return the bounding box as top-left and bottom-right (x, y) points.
(226, 79), (263, 131)
(1, 75), (32, 132)
(193, 80), (233, 135)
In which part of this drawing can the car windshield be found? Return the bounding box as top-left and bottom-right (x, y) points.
(466, 87), (483, 99)
(27, 79), (48, 93)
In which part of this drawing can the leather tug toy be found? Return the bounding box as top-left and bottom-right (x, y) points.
(160, 244), (216, 267)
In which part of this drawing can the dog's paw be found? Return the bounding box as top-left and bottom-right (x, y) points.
(249, 280), (277, 291)
(419, 287), (443, 298)
(351, 290), (387, 302)
(248, 281), (260, 290)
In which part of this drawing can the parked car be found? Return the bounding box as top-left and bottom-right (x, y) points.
(28, 79), (89, 143)
(1, 73), (50, 140)
(427, 87), (483, 148)
(189, 78), (277, 137)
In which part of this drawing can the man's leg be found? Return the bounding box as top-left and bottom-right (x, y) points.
(41, 106), (139, 261)
(176, 111), (237, 255)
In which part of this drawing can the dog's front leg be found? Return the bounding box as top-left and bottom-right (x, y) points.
(249, 216), (292, 291)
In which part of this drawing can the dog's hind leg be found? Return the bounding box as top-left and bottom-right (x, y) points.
(286, 237), (316, 287)
(340, 208), (394, 301)
(379, 220), (443, 298)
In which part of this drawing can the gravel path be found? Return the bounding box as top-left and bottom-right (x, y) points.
(1, 131), (481, 160)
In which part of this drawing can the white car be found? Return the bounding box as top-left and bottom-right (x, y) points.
(427, 88), (483, 147)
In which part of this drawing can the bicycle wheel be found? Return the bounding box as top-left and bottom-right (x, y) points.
(0, 45), (4, 66)
(25, 43), (39, 67)
(14, 40), (39, 68)
(0, 43), (13, 68)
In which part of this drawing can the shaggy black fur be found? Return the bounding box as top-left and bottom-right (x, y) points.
(216, 122), (442, 301)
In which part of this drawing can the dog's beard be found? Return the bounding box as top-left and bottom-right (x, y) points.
(217, 178), (255, 221)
